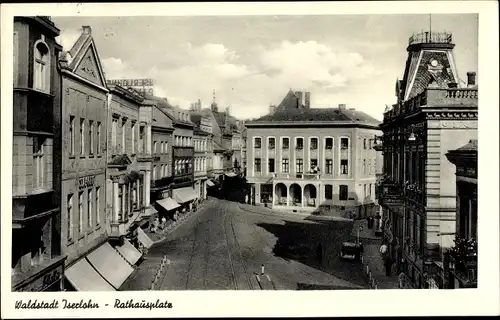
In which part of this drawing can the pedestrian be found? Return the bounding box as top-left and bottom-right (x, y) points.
(161, 216), (167, 229)
(151, 217), (159, 233)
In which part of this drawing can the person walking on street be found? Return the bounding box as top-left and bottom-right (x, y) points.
(380, 240), (393, 276)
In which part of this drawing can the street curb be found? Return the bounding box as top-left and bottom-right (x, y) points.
(151, 201), (211, 245)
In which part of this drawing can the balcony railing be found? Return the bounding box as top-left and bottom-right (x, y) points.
(408, 31), (453, 46)
(384, 88), (478, 121)
(273, 173), (321, 180)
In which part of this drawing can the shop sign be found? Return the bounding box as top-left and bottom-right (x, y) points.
(78, 176), (95, 189)
(106, 78), (155, 96)
(17, 266), (63, 292)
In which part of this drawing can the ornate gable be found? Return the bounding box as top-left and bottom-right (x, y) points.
(74, 44), (106, 87)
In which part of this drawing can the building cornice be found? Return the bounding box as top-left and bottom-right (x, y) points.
(245, 122), (380, 130)
(61, 69), (109, 93)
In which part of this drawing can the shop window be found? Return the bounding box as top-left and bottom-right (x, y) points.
(339, 185), (348, 201)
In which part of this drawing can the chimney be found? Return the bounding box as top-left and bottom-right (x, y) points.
(82, 26), (92, 35)
(304, 92), (311, 108)
(467, 72), (476, 87)
(338, 104), (346, 111)
(294, 91), (304, 107)
(269, 105), (276, 114)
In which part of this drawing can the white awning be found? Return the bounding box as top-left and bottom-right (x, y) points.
(225, 172), (237, 177)
(115, 239), (142, 266)
(156, 198), (181, 211)
(137, 227), (154, 249)
(86, 242), (134, 289)
(65, 258), (116, 291)
(206, 180), (215, 187)
(172, 187), (198, 204)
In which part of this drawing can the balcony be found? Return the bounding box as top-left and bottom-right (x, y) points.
(408, 31), (453, 46)
(273, 172), (321, 181)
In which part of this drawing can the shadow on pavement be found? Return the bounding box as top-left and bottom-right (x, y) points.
(257, 219), (368, 288)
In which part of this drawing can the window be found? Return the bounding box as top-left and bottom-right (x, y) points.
(363, 139), (367, 150)
(282, 159), (289, 173)
(34, 41), (50, 92)
(131, 122), (135, 154)
(80, 118), (85, 155)
(69, 116), (75, 155)
(139, 125), (145, 153)
(339, 185), (348, 201)
(254, 158), (261, 173)
(310, 138), (318, 150)
(118, 185), (123, 220)
(67, 194), (74, 241)
(78, 191), (84, 234)
(33, 137), (45, 189)
(268, 158), (275, 173)
(325, 185), (333, 200)
(88, 189), (93, 229)
(268, 137), (275, 149)
(111, 118), (118, 152)
(325, 138), (333, 150)
(97, 121), (102, 154)
(255, 137), (262, 149)
(296, 138), (303, 150)
(341, 159), (348, 175)
(325, 159), (333, 174)
(154, 141), (157, 153)
(363, 159), (366, 174)
(165, 142), (168, 153)
(341, 138), (349, 150)
(296, 159), (304, 173)
(121, 120), (126, 153)
(153, 165), (157, 180)
(89, 120), (94, 155)
(96, 187), (100, 226)
(282, 137), (289, 149)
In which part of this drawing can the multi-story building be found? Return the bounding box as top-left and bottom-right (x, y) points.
(106, 84), (155, 242)
(12, 16), (66, 292)
(378, 31), (478, 288)
(164, 106), (198, 211)
(241, 127), (248, 177)
(245, 90), (381, 216)
(150, 104), (177, 217)
(193, 127), (210, 200)
(444, 139), (477, 289)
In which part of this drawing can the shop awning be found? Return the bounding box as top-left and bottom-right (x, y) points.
(65, 258), (116, 291)
(156, 198), (181, 211)
(137, 227), (154, 249)
(206, 180), (215, 187)
(225, 172), (237, 177)
(172, 187), (198, 204)
(115, 239), (142, 266)
(86, 242), (134, 289)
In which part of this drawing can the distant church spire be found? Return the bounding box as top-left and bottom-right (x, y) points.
(211, 89), (218, 112)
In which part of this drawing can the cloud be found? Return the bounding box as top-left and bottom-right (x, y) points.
(56, 28), (81, 51)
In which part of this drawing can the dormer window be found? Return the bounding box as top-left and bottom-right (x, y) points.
(34, 41), (50, 93)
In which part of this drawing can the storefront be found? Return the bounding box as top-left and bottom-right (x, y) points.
(172, 186), (198, 212)
(13, 256), (66, 292)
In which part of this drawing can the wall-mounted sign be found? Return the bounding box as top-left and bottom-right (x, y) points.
(16, 265), (63, 292)
(78, 176), (96, 189)
(106, 78), (155, 97)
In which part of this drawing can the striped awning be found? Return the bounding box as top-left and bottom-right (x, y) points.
(65, 258), (116, 291)
(172, 187), (198, 204)
(156, 198), (181, 211)
(86, 242), (134, 289)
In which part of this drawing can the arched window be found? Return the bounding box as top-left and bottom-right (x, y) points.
(34, 41), (50, 92)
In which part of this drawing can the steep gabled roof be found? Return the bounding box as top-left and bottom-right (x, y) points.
(59, 26), (107, 91)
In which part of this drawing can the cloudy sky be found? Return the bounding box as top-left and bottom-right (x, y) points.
(53, 14), (478, 120)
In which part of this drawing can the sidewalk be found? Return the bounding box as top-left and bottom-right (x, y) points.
(352, 219), (399, 289)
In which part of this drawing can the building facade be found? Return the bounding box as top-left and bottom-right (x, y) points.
(378, 31), (478, 288)
(444, 140), (478, 288)
(12, 16), (66, 292)
(150, 104), (175, 215)
(193, 127), (210, 200)
(246, 90), (381, 216)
